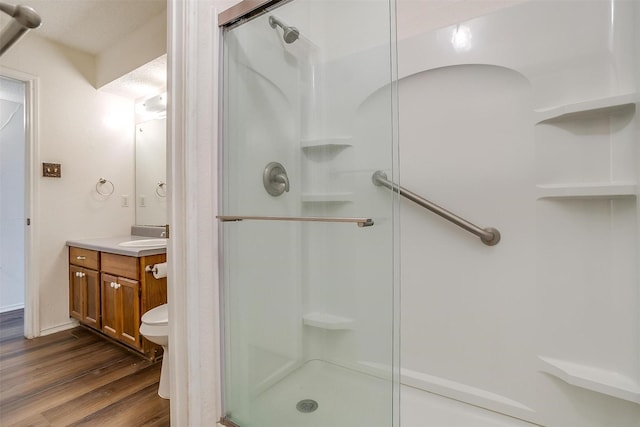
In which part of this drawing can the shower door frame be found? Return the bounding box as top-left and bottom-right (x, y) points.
(218, 0), (283, 27)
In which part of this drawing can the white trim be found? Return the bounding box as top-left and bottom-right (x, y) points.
(0, 303), (24, 313)
(167, 0), (188, 423)
(168, 0), (222, 424)
(39, 320), (78, 336)
(0, 67), (40, 339)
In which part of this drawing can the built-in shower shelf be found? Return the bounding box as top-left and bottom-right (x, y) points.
(301, 192), (353, 203)
(534, 92), (639, 123)
(539, 356), (640, 404)
(301, 136), (352, 150)
(536, 183), (637, 199)
(303, 312), (354, 330)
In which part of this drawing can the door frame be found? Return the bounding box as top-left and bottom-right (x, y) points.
(0, 67), (40, 339)
(167, 0), (223, 424)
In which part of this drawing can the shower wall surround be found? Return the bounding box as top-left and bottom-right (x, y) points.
(398, 0), (639, 426)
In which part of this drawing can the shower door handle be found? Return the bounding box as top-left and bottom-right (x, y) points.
(218, 215), (374, 228)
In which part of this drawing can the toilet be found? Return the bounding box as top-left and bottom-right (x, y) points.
(140, 304), (170, 398)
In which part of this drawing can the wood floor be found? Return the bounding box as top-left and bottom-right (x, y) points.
(0, 309), (170, 426)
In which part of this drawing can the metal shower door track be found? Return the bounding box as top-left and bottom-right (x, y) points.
(218, 0), (292, 27)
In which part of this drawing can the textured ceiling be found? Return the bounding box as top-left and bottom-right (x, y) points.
(0, 0), (166, 55)
(0, 0), (167, 98)
(100, 53), (166, 100)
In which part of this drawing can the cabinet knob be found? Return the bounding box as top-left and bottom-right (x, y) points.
(75, 272), (85, 278)
(76, 256), (86, 260)
(110, 282), (120, 289)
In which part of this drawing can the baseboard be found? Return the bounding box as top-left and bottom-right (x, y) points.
(40, 319), (78, 336)
(0, 303), (24, 313)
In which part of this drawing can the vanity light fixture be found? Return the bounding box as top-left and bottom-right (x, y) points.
(136, 92), (167, 120)
(141, 92), (167, 114)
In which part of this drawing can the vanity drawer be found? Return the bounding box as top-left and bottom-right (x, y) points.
(101, 252), (139, 280)
(69, 247), (99, 270)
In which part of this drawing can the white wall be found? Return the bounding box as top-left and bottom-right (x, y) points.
(0, 78), (25, 312)
(396, 0), (527, 41)
(0, 34), (135, 334)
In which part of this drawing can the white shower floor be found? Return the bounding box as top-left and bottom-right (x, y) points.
(225, 359), (392, 427)
(221, 359), (537, 427)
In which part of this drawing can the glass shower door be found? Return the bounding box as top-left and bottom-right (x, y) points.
(220, 1), (399, 426)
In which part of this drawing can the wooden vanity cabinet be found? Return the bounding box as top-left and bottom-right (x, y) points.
(68, 248), (101, 330)
(101, 273), (141, 349)
(100, 252), (167, 358)
(69, 246), (166, 360)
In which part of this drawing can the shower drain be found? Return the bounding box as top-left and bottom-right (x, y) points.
(296, 399), (319, 413)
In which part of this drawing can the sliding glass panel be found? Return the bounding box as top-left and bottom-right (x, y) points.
(220, 1), (399, 426)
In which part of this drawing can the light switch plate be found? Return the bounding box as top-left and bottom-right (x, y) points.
(43, 163), (61, 178)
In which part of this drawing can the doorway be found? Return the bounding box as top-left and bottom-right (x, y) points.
(0, 70), (38, 339)
(0, 75), (26, 314)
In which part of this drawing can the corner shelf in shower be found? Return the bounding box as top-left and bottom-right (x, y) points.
(538, 356), (640, 404)
(303, 312), (354, 330)
(534, 92), (639, 123)
(301, 136), (353, 150)
(301, 192), (353, 203)
(536, 182), (637, 199)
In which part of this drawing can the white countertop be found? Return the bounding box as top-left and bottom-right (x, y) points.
(66, 235), (167, 257)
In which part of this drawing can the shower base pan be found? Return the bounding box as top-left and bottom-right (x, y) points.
(220, 359), (538, 427)
(223, 359), (392, 427)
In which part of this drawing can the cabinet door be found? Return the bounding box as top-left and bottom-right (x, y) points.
(83, 269), (101, 329)
(101, 273), (120, 339)
(69, 266), (84, 321)
(119, 277), (141, 349)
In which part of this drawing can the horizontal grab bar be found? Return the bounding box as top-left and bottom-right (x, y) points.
(217, 215), (374, 228)
(372, 171), (500, 246)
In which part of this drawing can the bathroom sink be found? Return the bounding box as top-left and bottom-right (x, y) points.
(118, 238), (167, 248)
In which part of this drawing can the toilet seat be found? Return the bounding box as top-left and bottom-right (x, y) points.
(142, 303), (168, 326)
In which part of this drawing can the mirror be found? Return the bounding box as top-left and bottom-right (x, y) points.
(135, 114), (167, 226)
(104, 56), (167, 227)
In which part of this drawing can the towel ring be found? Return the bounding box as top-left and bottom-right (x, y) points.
(156, 181), (167, 197)
(96, 178), (114, 196)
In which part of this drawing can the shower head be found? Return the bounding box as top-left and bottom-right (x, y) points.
(269, 16), (299, 44)
(282, 26), (300, 44)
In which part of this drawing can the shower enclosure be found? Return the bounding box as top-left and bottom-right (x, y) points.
(218, 0), (399, 426)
